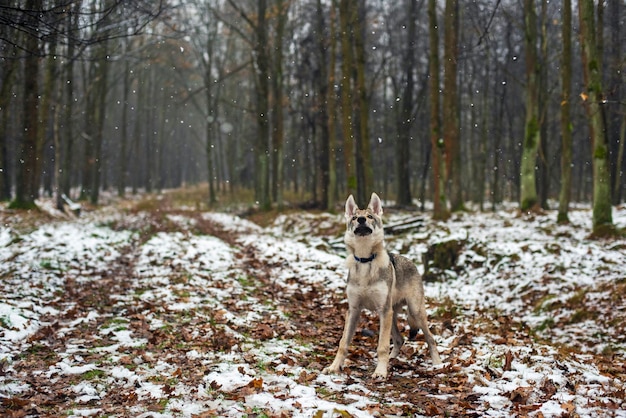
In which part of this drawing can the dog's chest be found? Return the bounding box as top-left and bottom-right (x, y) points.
(347, 265), (392, 312)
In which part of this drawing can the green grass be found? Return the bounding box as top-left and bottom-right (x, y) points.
(0, 316), (10, 329)
(82, 369), (105, 380)
(534, 317), (555, 332)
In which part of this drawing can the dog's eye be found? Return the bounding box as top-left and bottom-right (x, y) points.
(367, 215), (373, 219)
(352, 216), (357, 221)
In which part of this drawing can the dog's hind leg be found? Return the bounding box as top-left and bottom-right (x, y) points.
(323, 307), (360, 374)
(390, 311), (404, 359)
(407, 300), (442, 365)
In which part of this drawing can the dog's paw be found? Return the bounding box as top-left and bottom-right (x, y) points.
(371, 371), (387, 380)
(322, 365), (341, 375)
(371, 366), (388, 380)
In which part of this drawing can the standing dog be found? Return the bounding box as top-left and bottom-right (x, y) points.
(324, 193), (442, 379)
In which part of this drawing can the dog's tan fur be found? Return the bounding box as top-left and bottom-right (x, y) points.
(323, 193), (442, 379)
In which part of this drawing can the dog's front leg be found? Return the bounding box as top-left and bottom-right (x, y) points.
(323, 306), (360, 374)
(372, 307), (394, 379)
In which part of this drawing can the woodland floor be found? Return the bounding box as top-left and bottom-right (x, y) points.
(1, 191), (625, 417)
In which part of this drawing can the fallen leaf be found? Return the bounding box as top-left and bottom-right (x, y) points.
(504, 350), (513, 371)
(509, 386), (533, 404)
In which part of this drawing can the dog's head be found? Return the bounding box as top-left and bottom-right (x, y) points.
(344, 193), (384, 240)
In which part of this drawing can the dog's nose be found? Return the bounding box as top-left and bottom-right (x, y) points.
(357, 216), (366, 224)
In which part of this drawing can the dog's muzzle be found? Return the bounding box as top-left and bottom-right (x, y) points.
(354, 218), (373, 236)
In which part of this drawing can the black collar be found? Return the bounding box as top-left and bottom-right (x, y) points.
(354, 253), (377, 263)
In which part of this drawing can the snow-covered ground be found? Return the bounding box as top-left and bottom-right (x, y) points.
(0, 196), (625, 417)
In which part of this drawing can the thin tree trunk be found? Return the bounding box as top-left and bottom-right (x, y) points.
(538, 0), (549, 210)
(255, 0), (271, 210)
(607, 0), (622, 204)
(326, 0), (339, 210)
(316, 0), (331, 210)
(271, 0), (288, 209)
(0, 47), (18, 201)
(557, 0), (573, 223)
(478, 50), (489, 211)
(615, 116), (626, 201)
(90, 44), (109, 205)
(39, 32), (58, 199)
(118, 57), (130, 197)
(60, 1), (80, 201)
(205, 30), (217, 205)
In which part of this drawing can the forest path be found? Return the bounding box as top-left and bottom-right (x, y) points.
(1, 198), (625, 417)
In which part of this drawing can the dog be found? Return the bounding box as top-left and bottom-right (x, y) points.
(323, 193), (442, 379)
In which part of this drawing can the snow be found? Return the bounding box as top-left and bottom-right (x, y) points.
(1, 198), (625, 416)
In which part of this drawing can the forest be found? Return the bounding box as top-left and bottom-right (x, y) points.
(0, 0), (624, 229)
(1, 2), (626, 416)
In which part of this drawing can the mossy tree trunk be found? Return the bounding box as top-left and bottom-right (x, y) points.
(520, 0), (541, 212)
(578, 0), (614, 233)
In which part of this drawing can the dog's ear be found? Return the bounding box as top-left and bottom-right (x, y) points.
(368, 193), (383, 216)
(345, 194), (358, 219)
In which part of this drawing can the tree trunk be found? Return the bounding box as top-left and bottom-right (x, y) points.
(339, 0), (356, 197)
(255, 0), (271, 210)
(0, 47), (18, 201)
(205, 28), (217, 205)
(271, 0), (288, 209)
(443, 0), (462, 212)
(606, 0), (622, 204)
(520, 0), (541, 212)
(316, 0), (331, 210)
(396, 0), (417, 206)
(538, 0), (549, 210)
(80, 37), (109, 205)
(117, 56), (130, 197)
(557, 0), (573, 223)
(39, 33), (58, 200)
(59, 1), (80, 203)
(11, 0), (41, 209)
(327, 0), (339, 210)
(353, 0), (373, 204)
(477, 49), (489, 211)
(579, 0), (614, 233)
(429, 0), (449, 220)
